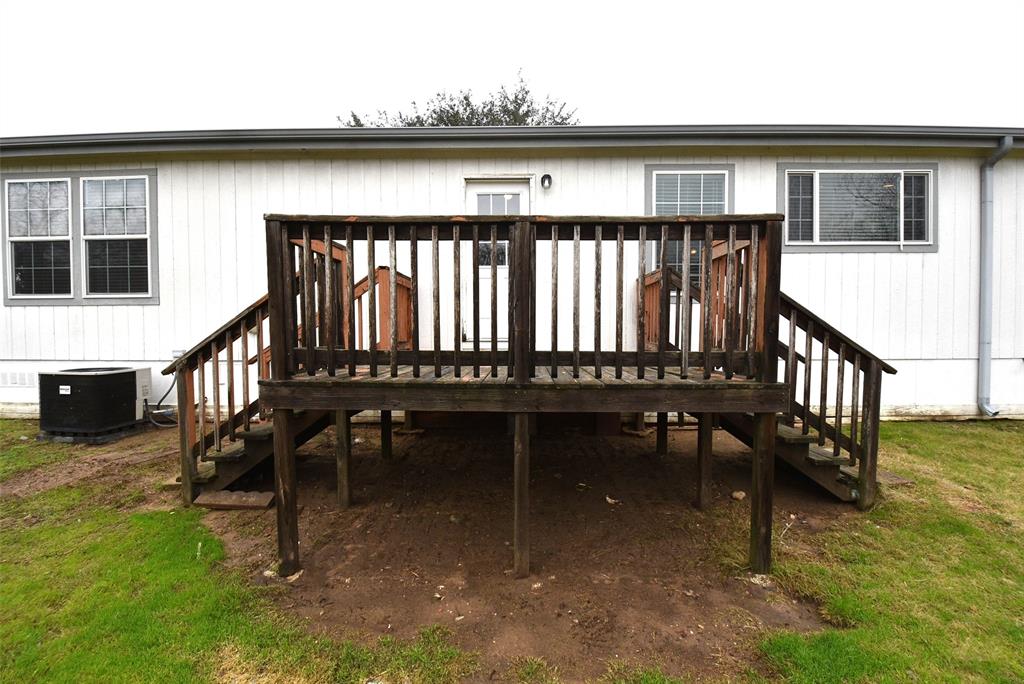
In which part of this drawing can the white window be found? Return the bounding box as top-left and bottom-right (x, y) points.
(785, 170), (932, 245)
(5, 179), (72, 297)
(81, 176), (151, 295)
(653, 170), (728, 275)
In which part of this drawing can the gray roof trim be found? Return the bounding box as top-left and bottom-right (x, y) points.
(1, 125), (1021, 158)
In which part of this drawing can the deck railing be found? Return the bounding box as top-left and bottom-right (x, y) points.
(264, 215), (783, 385)
(778, 294), (897, 507)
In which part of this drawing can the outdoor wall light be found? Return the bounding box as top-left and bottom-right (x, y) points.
(540, 174), (552, 189)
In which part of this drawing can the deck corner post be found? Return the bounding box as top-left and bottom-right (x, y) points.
(513, 412), (530, 578)
(273, 407), (300, 577)
(749, 411), (776, 573)
(696, 412), (713, 510)
(380, 410), (392, 459)
(335, 409), (352, 508)
(512, 221), (532, 384)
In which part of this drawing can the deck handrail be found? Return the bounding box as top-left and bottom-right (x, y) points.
(263, 215), (784, 387)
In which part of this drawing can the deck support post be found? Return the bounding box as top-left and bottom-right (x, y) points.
(655, 412), (668, 457)
(749, 412), (776, 573)
(335, 409), (352, 508)
(273, 408), (300, 576)
(513, 412), (530, 578)
(175, 365), (197, 505)
(633, 412), (645, 431)
(858, 359), (882, 510)
(380, 410), (392, 459)
(696, 412), (713, 509)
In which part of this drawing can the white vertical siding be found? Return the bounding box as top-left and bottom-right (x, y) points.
(1, 152), (1022, 416)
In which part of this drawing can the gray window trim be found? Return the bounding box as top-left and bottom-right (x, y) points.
(776, 162), (939, 253)
(2, 168), (160, 305)
(644, 163), (736, 270)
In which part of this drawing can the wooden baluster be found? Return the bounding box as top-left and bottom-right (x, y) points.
(724, 224), (737, 379)
(367, 225), (378, 376)
(508, 222), (515, 375)
(389, 225), (398, 377)
(346, 226), (356, 376)
(490, 225), (498, 377)
(802, 320), (813, 434)
(818, 331), (830, 446)
(834, 343), (846, 459)
(849, 353), (861, 465)
(594, 225), (602, 377)
(472, 225), (480, 378)
(211, 340), (220, 450)
(255, 316), (266, 420)
(324, 226), (336, 377)
(197, 352), (207, 460)
(615, 225), (624, 379)
(297, 241), (306, 352)
(550, 225), (559, 378)
(746, 227), (759, 375)
(281, 231), (297, 376)
(301, 225), (315, 375)
(410, 225), (420, 378)
(680, 225), (691, 377)
(636, 224), (647, 378)
(316, 252), (326, 349)
(432, 225), (440, 376)
(787, 313), (797, 423)
(658, 225), (669, 379)
(701, 226), (713, 379)
(573, 224), (581, 378)
(240, 320), (250, 431)
(225, 331), (235, 439)
(530, 223), (537, 378)
(453, 224), (461, 377)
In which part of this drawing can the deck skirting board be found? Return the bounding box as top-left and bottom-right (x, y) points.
(258, 381), (787, 414)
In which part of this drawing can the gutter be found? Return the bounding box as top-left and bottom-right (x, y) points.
(978, 135), (1014, 416)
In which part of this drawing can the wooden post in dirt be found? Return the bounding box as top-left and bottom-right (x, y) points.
(175, 365), (196, 505)
(514, 412), (530, 578)
(749, 412), (776, 573)
(273, 407), (300, 576)
(696, 412), (713, 510)
(858, 359), (882, 510)
(655, 412), (668, 457)
(380, 410), (392, 459)
(335, 409), (352, 508)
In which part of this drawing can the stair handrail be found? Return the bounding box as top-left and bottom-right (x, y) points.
(167, 238), (348, 504)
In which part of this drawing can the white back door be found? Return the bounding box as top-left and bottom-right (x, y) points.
(464, 180), (530, 347)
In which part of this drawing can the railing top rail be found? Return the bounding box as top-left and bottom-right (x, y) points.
(780, 293), (897, 375)
(162, 294), (269, 376)
(265, 213), (784, 226)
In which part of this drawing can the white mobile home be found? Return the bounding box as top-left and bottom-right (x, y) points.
(1, 125), (1022, 418)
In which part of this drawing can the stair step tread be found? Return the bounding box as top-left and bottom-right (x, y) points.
(195, 490), (274, 510)
(201, 444), (247, 463)
(806, 445), (848, 467)
(838, 465), (859, 482)
(237, 424), (274, 441)
(776, 424), (817, 444)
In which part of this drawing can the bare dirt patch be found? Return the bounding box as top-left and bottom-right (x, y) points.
(0, 427), (177, 503)
(207, 423), (849, 681)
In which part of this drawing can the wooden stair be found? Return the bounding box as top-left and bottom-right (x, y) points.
(190, 409), (332, 495)
(718, 413), (860, 503)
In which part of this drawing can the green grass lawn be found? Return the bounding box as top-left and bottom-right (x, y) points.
(763, 421), (1024, 683)
(1, 420), (1021, 682)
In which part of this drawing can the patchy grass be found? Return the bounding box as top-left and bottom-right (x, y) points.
(0, 418), (79, 482)
(0, 482), (479, 683)
(763, 421), (1024, 683)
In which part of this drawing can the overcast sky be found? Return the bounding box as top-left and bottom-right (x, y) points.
(1, 0), (1022, 137)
